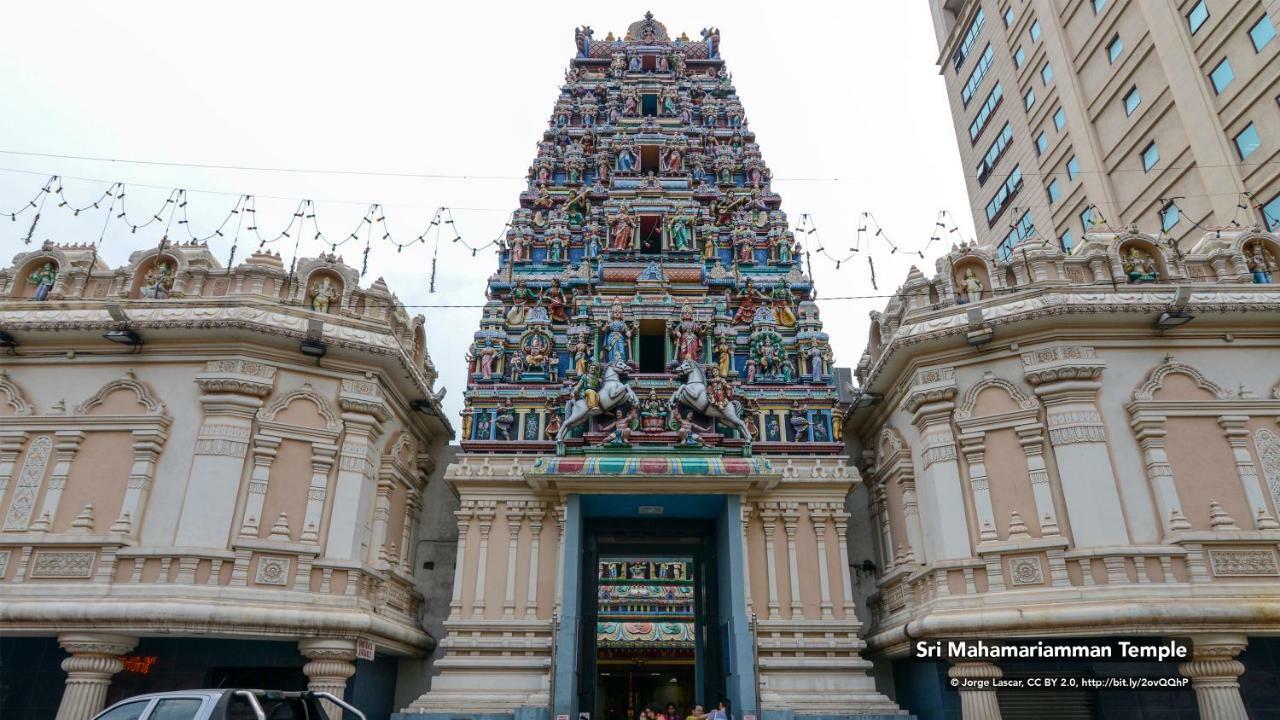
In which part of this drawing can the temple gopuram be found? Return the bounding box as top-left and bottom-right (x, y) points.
(399, 14), (902, 720)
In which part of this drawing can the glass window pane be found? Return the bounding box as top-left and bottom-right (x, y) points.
(1250, 16), (1276, 51)
(1081, 207), (1095, 232)
(1094, 0), (1107, 13)
(1035, 132), (1048, 155)
(1188, 1), (1209, 34)
(1210, 58), (1234, 94)
(1025, 88), (1036, 110)
(1264, 195), (1280, 230)
(1054, 108), (1066, 130)
(1124, 87), (1141, 115)
(1067, 156), (1080, 180)
(1060, 230), (1074, 252)
(1030, 20), (1041, 42)
(1161, 204), (1179, 231)
(1142, 143), (1159, 171)
(1014, 46), (1026, 68)
(1005, 8), (1015, 27)
(96, 701), (151, 720)
(1108, 36), (1124, 63)
(149, 699), (204, 720)
(1047, 180), (1061, 203)
(1041, 62), (1053, 83)
(1235, 123), (1261, 159)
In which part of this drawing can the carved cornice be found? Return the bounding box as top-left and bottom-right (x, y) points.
(900, 366), (957, 415)
(195, 359), (277, 397)
(1019, 345), (1105, 387)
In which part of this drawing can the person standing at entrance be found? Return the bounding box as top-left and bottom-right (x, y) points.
(664, 702), (679, 720)
(707, 699), (733, 720)
(686, 704), (707, 720)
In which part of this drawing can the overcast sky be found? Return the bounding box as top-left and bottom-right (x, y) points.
(0, 1), (975, 427)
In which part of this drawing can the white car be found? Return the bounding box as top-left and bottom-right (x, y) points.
(91, 689), (365, 720)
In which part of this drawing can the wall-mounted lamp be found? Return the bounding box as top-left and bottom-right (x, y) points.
(103, 329), (143, 346)
(965, 307), (993, 347)
(409, 399), (436, 416)
(1155, 310), (1195, 331)
(0, 331), (16, 349)
(298, 339), (328, 359)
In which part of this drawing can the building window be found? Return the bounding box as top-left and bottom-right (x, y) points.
(1161, 202), (1180, 231)
(1025, 88), (1037, 110)
(1107, 35), (1124, 63)
(1035, 131), (1048, 155)
(977, 123), (1014, 185)
(1060, 229), (1074, 252)
(1188, 1), (1210, 34)
(969, 83), (1004, 142)
(1210, 58), (1234, 94)
(1053, 108), (1066, 130)
(1250, 15), (1276, 52)
(1041, 62), (1053, 84)
(1141, 142), (1160, 172)
(962, 44), (996, 106)
(997, 211), (1036, 260)
(1067, 155), (1080, 181)
(1124, 86), (1141, 115)
(1264, 195), (1280, 230)
(1030, 19), (1041, 42)
(1094, 0), (1108, 13)
(1234, 122), (1261, 159)
(986, 165), (1023, 225)
(1047, 179), (1062, 203)
(1004, 7), (1015, 27)
(1081, 206), (1096, 232)
(1014, 46), (1026, 68)
(953, 8), (987, 70)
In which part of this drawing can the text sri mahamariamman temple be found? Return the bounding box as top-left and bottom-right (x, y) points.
(400, 12), (903, 720)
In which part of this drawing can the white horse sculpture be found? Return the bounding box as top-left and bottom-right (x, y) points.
(669, 359), (752, 442)
(556, 360), (640, 442)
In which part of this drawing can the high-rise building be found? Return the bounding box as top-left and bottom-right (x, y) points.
(927, 0), (1280, 259)
(400, 14), (901, 720)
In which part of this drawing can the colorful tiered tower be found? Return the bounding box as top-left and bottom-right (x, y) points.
(403, 15), (901, 720)
(462, 14), (841, 456)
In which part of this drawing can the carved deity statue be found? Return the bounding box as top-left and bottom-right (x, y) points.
(544, 278), (570, 323)
(610, 208), (636, 251)
(716, 335), (733, 377)
(1246, 240), (1276, 284)
(507, 280), (533, 326)
(731, 279), (766, 326)
(668, 214), (693, 251)
(1122, 246), (1159, 283)
(140, 259), (175, 299)
(308, 276), (339, 313)
(598, 301), (633, 364)
(28, 261), (57, 301)
(669, 302), (707, 362)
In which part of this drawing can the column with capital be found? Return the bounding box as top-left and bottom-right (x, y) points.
(1021, 346), (1130, 545)
(326, 378), (387, 560)
(903, 367), (972, 559)
(471, 501), (496, 619)
(1179, 634), (1249, 720)
(449, 500), (475, 617)
(299, 638), (357, 720)
(525, 502), (546, 619)
(807, 502), (834, 619)
(54, 633), (137, 720)
(502, 500), (525, 618)
(759, 502), (781, 620)
(948, 661), (1003, 720)
(781, 502), (804, 618)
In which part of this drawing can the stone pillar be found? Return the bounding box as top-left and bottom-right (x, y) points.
(1220, 416), (1277, 527)
(502, 501), (525, 618)
(117, 429), (166, 534)
(1016, 423), (1061, 534)
(1179, 634), (1249, 720)
(904, 367), (972, 559)
(36, 431), (86, 530)
(371, 476), (394, 564)
(525, 502), (545, 619)
(781, 502), (804, 618)
(1132, 414), (1185, 534)
(448, 500), (475, 616)
(55, 633), (137, 720)
(239, 435), (281, 537)
(740, 502), (753, 616)
(299, 638), (357, 720)
(176, 360), (273, 547)
(808, 502), (834, 619)
(1021, 346), (1130, 545)
(759, 502), (781, 620)
(831, 506), (857, 618)
(0, 431), (29, 512)
(302, 443), (338, 543)
(958, 433), (998, 541)
(471, 501), (496, 619)
(871, 484), (895, 568)
(554, 502), (567, 614)
(327, 379), (386, 560)
(949, 661), (1003, 720)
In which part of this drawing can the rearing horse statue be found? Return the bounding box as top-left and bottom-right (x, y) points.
(669, 359), (752, 443)
(556, 360), (639, 442)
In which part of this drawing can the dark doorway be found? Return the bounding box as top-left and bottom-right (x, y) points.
(642, 95), (658, 117)
(639, 215), (662, 253)
(640, 146), (660, 175)
(638, 319), (666, 373)
(579, 518), (723, 720)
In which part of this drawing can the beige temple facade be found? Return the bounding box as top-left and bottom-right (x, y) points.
(0, 240), (453, 720)
(847, 227), (1280, 719)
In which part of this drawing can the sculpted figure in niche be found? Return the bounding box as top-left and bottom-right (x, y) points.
(309, 276), (339, 313)
(668, 214), (693, 251)
(140, 259), (175, 299)
(669, 302), (706, 362)
(610, 208), (636, 251)
(1123, 246), (1160, 283)
(28, 261), (57, 301)
(957, 267), (984, 304)
(1246, 241), (1276, 284)
(599, 301), (633, 364)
